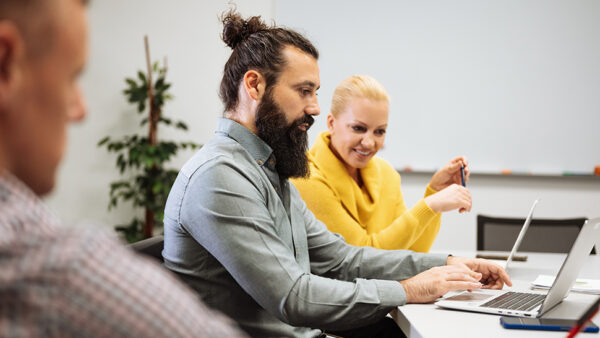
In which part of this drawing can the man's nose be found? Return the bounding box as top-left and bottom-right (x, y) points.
(68, 86), (87, 122)
(305, 96), (320, 116)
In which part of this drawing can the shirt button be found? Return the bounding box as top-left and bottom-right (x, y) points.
(274, 186), (279, 191)
(257, 160), (263, 165)
(295, 248), (298, 256)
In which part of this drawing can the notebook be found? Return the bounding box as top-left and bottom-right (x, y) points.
(435, 217), (600, 318)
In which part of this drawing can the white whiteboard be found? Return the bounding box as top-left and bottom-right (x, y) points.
(275, 0), (600, 174)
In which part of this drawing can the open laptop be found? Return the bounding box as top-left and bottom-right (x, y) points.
(490, 199), (540, 271)
(475, 200), (539, 268)
(503, 199), (539, 270)
(435, 216), (600, 318)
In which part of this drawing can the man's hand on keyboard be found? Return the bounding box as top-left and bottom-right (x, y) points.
(399, 264), (484, 303)
(446, 256), (513, 290)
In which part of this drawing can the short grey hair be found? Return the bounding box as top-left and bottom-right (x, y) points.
(0, 0), (89, 58)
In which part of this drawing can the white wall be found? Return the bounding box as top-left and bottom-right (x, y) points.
(45, 0), (276, 227)
(45, 1), (600, 252)
(276, 0), (600, 175)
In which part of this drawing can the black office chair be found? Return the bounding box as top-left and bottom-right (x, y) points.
(128, 235), (164, 262)
(476, 215), (595, 254)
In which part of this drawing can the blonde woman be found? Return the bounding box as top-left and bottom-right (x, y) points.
(291, 75), (471, 252)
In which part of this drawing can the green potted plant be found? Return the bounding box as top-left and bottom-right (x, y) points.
(98, 37), (199, 243)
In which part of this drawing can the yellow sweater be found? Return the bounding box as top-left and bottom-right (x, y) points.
(291, 132), (441, 252)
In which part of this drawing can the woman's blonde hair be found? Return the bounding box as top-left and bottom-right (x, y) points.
(330, 75), (390, 117)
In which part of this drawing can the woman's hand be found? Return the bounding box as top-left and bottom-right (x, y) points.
(424, 184), (472, 213)
(429, 156), (469, 191)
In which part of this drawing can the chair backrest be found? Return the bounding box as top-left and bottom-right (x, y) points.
(476, 215), (595, 254)
(129, 235), (164, 262)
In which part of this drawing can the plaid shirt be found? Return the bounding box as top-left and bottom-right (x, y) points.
(0, 172), (247, 338)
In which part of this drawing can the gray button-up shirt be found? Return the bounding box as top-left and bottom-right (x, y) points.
(163, 118), (448, 337)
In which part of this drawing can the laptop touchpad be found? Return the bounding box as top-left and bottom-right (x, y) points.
(444, 292), (495, 302)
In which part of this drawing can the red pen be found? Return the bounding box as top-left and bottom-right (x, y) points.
(567, 297), (600, 338)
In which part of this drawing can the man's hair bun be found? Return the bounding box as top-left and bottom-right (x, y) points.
(219, 8), (318, 113)
(221, 10), (267, 49)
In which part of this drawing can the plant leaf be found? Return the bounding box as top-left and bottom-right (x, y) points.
(97, 136), (110, 146)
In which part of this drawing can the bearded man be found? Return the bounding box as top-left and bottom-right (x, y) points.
(162, 10), (511, 338)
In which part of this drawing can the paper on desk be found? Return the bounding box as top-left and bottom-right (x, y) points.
(531, 274), (600, 294)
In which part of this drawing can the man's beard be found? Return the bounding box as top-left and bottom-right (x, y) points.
(255, 90), (314, 180)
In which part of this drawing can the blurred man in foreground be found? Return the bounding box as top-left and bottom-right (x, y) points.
(0, 0), (246, 336)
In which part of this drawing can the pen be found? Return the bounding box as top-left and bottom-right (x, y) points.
(567, 297), (600, 337)
(460, 165), (466, 187)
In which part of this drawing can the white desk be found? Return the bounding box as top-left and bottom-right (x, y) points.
(392, 251), (600, 337)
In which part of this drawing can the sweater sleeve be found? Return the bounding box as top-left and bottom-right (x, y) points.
(293, 173), (439, 251)
(406, 184), (442, 252)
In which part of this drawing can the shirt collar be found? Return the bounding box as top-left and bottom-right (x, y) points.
(0, 170), (38, 204)
(0, 170), (60, 232)
(216, 118), (274, 167)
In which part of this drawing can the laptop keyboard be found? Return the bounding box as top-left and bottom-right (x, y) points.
(479, 292), (545, 312)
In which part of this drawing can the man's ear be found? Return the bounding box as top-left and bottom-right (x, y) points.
(0, 22), (24, 105)
(243, 69), (266, 101)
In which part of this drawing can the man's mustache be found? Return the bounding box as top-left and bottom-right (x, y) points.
(292, 114), (314, 130)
